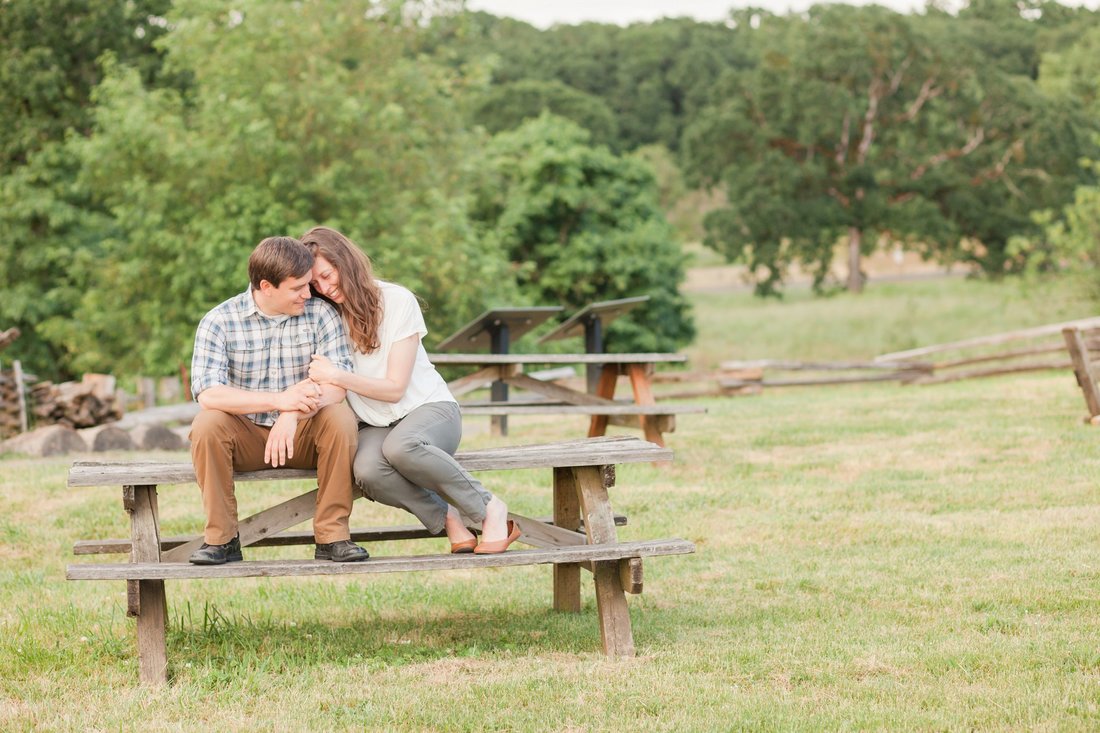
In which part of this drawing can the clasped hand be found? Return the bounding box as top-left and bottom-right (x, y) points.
(308, 354), (341, 385)
(265, 380), (322, 467)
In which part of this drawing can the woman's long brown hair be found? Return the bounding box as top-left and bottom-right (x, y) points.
(300, 226), (383, 353)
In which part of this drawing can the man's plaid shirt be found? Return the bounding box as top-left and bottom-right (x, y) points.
(190, 287), (354, 426)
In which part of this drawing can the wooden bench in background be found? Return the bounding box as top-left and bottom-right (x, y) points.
(433, 353), (707, 445)
(1063, 325), (1100, 423)
(66, 436), (695, 685)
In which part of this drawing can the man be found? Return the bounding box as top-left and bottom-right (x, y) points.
(188, 236), (368, 565)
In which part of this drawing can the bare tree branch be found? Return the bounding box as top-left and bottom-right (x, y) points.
(909, 127), (985, 181)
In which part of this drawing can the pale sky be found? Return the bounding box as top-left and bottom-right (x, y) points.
(465, 0), (1096, 27)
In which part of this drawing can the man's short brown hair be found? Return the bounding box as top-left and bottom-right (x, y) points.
(248, 236), (314, 290)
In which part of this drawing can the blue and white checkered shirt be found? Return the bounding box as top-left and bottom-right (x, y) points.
(190, 287), (354, 426)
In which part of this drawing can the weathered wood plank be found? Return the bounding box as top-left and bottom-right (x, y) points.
(160, 489), (319, 563)
(553, 467), (583, 613)
(430, 353), (687, 366)
(875, 317), (1100, 362)
(127, 485), (168, 686)
(68, 437), (673, 488)
(67, 539), (696, 580)
(501, 373), (618, 407)
(720, 358), (932, 372)
(459, 404), (705, 416)
(588, 365), (621, 438)
(447, 365), (508, 398)
(73, 514), (628, 555)
(573, 466), (634, 658)
(910, 358), (1072, 385)
(1064, 327), (1100, 418)
(626, 363), (663, 447)
(619, 557), (643, 594)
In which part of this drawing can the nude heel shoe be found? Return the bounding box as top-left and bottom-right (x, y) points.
(473, 520), (522, 555)
(450, 538), (477, 554)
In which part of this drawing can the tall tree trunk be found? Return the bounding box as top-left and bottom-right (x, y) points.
(847, 226), (864, 293)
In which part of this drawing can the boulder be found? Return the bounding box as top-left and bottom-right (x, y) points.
(130, 423), (185, 451)
(78, 424), (135, 452)
(2, 424), (87, 457)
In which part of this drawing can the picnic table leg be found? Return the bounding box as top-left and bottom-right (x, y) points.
(587, 365), (620, 438)
(573, 465), (634, 658)
(625, 363), (665, 447)
(552, 468), (582, 613)
(124, 484), (168, 686)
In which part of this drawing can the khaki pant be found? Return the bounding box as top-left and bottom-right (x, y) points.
(189, 404), (359, 545)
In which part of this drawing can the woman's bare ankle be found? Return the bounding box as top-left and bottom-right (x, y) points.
(444, 506), (475, 542)
(481, 496), (509, 542)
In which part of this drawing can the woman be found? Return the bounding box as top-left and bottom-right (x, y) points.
(301, 226), (521, 554)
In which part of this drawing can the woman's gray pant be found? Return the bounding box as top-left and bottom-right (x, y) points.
(353, 400), (492, 534)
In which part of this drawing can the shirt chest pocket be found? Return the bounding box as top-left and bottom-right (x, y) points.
(282, 326), (314, 348)
(226, 337), (270, 380)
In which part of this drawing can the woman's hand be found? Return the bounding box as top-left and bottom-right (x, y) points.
(309, 354), (343, 386)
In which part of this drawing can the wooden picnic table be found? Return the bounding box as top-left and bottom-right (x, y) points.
(429, 352), (705, 446)
(66, 437), (695, 684)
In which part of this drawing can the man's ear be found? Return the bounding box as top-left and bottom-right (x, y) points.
(258, 279), (276, 294)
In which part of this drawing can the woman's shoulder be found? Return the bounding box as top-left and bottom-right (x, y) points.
(377, 280), (418, 305)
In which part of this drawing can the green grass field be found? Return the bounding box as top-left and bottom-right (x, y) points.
(2, 276), (1099, 730)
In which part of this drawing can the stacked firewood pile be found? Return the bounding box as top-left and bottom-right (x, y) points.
(0, 369), (21, 439)
(0, 327), (23, 439)
(30, 374), (122, 429)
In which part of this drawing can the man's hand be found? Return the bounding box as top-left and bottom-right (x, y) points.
(265, 412), (300, 467)
(308, 354), (344, 385)
(274, 380), (321, 414)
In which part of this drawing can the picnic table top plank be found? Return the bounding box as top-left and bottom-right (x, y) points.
(429, 353), (688, 366)
(67, 436), (672, 487)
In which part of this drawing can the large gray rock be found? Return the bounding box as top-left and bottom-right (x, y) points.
(78, 424), (135, 452)
(130, 423), (185, 451)
(2, 424), (87, 457)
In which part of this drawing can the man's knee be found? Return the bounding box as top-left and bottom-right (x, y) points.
(189, 409), (237, 444)
(314, 403), (358, 439)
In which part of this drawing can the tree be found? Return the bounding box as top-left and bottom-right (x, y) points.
(469, 79), (619, 148)
(470, 114), (695, 352)
(60, 0), (512, 375)
(0, 0), (174, 378)
(683, 4), (1075, 294)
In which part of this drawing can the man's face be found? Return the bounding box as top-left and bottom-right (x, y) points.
(260, 272), (312, 316)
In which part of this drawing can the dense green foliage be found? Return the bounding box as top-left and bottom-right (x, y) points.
(471, 115), (694, 351)
(3, 0), (1100, 378)
(0, 0), (175, 375)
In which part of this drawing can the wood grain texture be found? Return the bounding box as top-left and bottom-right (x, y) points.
(1064, 327), (1100, 418)
(553, 467), (583, 613)
(68, 437), (673, 488)
(587, 365), (621, 438)
(73, 515), (628, 555)
(67, 539), (695, 580)
(573, 466), (634, 657)
(459, 404), (705, 416)
(127, 486), (168, 686)
(160, 489), (320, 563)
(430, 353), (687, 365)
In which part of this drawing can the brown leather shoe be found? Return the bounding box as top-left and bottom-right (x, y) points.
(473, 520), (522, 555)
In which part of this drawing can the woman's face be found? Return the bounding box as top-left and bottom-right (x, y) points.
(310, 255), (344, 304)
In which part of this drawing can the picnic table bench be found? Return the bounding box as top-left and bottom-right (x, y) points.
(66, 436), (695, 685)
(431, 353), (707, 446)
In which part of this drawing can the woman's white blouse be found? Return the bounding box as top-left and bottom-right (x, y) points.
(344, 281), (456, 427)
